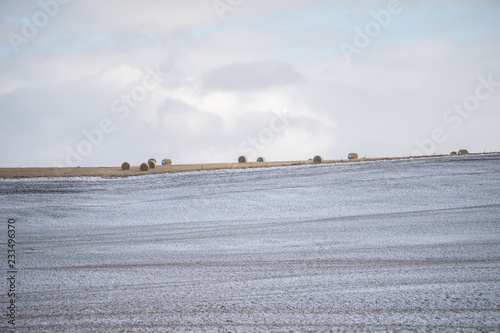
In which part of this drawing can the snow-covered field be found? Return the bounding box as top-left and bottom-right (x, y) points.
(1, 154), (500, 332)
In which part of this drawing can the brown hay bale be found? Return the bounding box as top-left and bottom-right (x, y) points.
(450, 151), (457, 156)
(148, 160), (157, 169)
(313, 155), (323, 164)
(458, 149), (469, 155)
(256, 157), (266, 162)
(140, 162), (149, 171)
(238, 156), (248, 163)
(162, 159), (172, 165)
(348, 153), (358, 160)
(121, 162), (130, 170)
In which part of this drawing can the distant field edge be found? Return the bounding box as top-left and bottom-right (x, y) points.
(0, 152), (498, 179)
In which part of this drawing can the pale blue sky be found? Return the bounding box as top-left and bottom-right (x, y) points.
(0, 0), (499, 167)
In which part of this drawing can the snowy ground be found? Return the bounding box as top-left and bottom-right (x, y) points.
(1, 154), (500, 332)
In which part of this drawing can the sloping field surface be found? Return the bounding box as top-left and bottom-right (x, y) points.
(1, 154), (499, 331)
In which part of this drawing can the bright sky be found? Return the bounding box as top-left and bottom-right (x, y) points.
(1, 0), (499, 167)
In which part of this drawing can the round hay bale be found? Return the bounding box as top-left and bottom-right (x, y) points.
(162, 159), (172, 165)
(148, 160), (157, 169)
(238, 156), (248, 163)
(121, 162), (130, 170)
(256, 157), (266, 162)
(348, 153), (359, 160)
(313, 155), (323, 164)
(458, 149), (469, 155)
(140, 162), (149, 171)
(450, 151), (457, 156)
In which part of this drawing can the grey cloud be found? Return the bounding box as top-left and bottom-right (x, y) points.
(203, 61), (303, 91)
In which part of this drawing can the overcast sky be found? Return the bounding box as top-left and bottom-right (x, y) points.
(1, 0), (499, 167)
